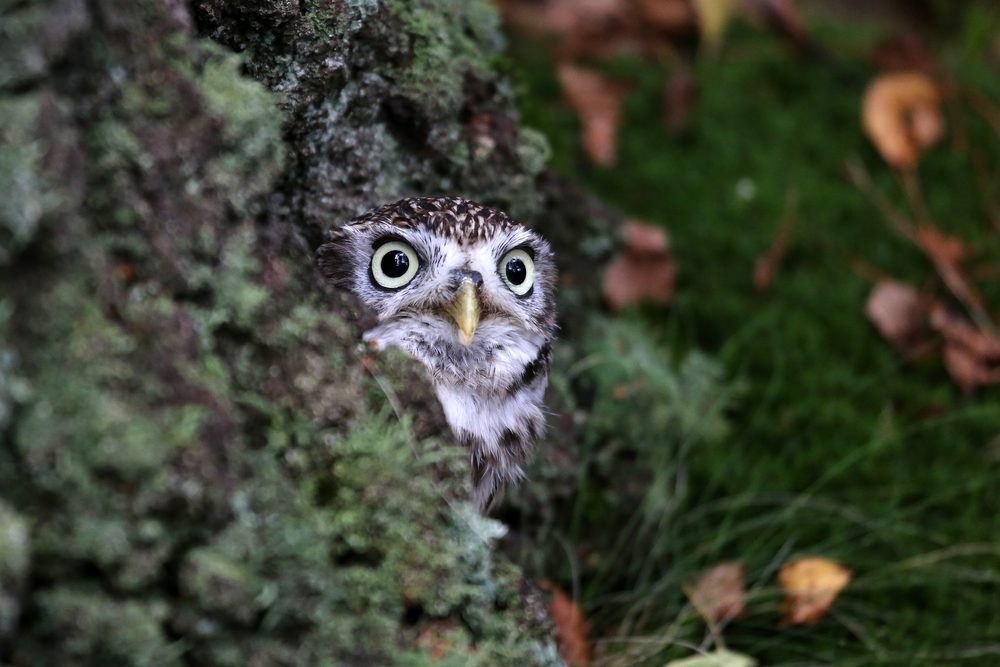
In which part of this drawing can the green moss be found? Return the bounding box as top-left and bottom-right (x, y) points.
(195, 47), (286, 215)
(0, 501), (28, 639)
(0, 96), (56, 264)
(32, 589), (177, 667)
(385, 0), (502, 111)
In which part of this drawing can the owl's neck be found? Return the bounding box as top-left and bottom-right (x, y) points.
(434, 342), (551, 509)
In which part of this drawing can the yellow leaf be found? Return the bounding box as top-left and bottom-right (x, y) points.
(778, 556), (851, 625)
(691, 0), (741, 55)
(665, 648), (758, 667)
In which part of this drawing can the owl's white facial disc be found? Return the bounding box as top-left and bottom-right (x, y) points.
(317, 197), (557, 510)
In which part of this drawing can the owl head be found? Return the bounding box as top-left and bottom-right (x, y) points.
(317, 198), (556, 385)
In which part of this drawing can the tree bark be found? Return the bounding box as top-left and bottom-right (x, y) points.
(0, 0), (621, 664)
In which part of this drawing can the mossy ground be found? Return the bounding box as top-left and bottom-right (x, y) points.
(509, 8), (1000, 666)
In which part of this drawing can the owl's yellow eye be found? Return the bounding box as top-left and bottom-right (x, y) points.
(371, 240), (419, 289)
(499, 248), (535, 296)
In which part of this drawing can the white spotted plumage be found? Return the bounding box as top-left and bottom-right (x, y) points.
(317, 197), (557, 510)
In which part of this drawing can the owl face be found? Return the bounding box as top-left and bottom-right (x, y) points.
(317, 198), (556, 382)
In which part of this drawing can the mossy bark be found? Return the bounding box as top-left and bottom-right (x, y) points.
(0, 0), (620, 664)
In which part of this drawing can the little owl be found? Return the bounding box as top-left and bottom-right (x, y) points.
(317, 197), (556, 510)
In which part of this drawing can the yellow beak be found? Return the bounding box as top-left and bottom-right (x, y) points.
(445, 279), (480, 346)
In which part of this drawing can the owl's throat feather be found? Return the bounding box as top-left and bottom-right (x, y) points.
(365, 318), (550, 510)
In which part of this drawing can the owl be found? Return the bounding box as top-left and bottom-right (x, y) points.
(317, 197), (557, 510)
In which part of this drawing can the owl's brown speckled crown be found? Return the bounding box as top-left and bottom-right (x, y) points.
(344, 197), (518, 244)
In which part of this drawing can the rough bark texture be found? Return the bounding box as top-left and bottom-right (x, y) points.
(0, 0), (620, 664)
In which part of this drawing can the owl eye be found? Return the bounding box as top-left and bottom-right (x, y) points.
(371, 240), (420, 289)
(499, 248), (535, 296)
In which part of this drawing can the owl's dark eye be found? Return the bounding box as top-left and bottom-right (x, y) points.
(371, 240), (419, 289)
(381, 250), (409, 278)
(505, 258), (526, 285)
(498, 248), (535, 296)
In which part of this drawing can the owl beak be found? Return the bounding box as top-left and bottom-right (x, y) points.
(446, 279), (480, 346)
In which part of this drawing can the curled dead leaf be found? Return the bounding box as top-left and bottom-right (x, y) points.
(778, 557), (851, 626)
(603, 220), (676, 310)
(865, 281), (932, 357)
(683, 561), (746, 625)
(862, 72), (943, 170)
(540, 581), (592, 667)
(558, 64), (630, 167)
(929, 305), (1000, 392)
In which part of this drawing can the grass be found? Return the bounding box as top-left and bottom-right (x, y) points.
(508, 9), (1000, 666)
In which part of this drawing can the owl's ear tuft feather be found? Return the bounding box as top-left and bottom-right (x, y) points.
(316, 228), (355, 289)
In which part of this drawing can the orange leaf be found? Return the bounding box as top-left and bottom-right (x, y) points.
(602, 220), (675, 310)
(683, 562), (746, 625)
(862, 72), (943, 170)
(778, 557), (851, 626)
(541, 581), (592, 667)
(558, 64), (630, 167)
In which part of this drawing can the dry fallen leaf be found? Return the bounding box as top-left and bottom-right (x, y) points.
(603, 220), (676, 310)
(865, 281), (932, 357)
(778, 557), (851, 626)
(691, 0), (741, 55)
(929, 305), (1000, 392)
(914, 225), (991, 326)
(683, 562), (746, 625)
(541, 581), (591, 667)
(633, 0), (697, 33)
(558, 64), (630, 167)
(665, 649), (758, 667)
(862, 72), (943, 170)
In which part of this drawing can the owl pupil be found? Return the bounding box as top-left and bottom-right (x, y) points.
(505, 258), (526, 285)
(381, 250), (409, 278)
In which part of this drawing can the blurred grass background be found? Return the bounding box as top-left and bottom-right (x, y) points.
(506, 4), (1000, 665)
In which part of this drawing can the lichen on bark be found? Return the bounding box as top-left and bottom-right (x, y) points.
(0, 0), (574, 664)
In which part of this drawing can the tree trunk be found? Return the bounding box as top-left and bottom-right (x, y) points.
(0, 0), (618, 664)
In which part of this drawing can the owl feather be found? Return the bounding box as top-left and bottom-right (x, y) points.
(317, 198), (557, 510)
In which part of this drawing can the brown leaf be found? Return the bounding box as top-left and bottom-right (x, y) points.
(541, 581), (592, 667)
(633, 0), (698, 33)
(914, 226), (989, 324)
(683, 562), (746, 625)
(865, 281), (932, 357)
(558, 64), (630, 167)
(942, 342), (1000, 393)
(778, 557), (851, 626)
(499, 0), (643, 60)
(930, 305), (1000, 392)
(603, 220), (676, 310)
(663, 64), (698, 132)
(862, 72), (943, 169)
